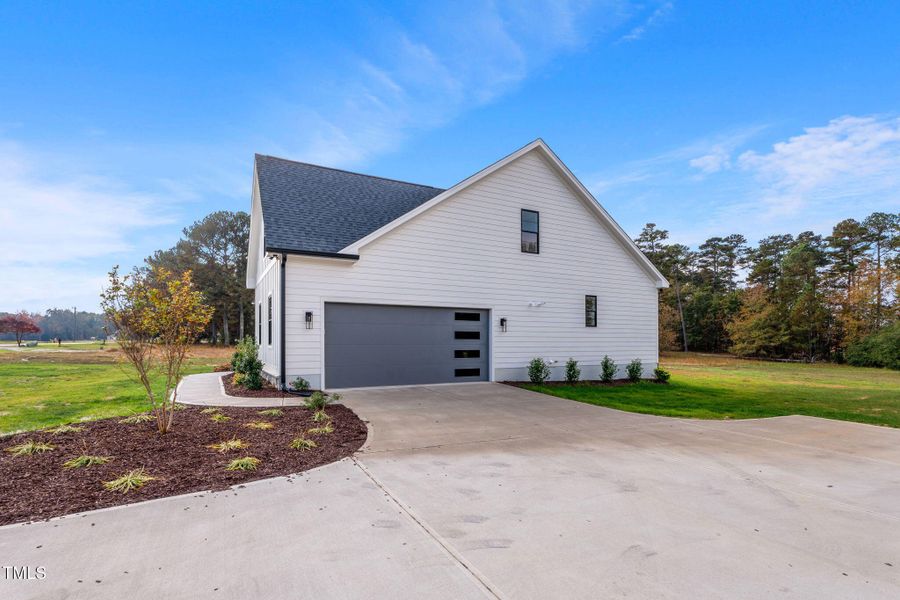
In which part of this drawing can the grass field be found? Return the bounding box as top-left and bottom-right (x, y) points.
(0, 346), (231, 434)
(523, 352), (900, 428)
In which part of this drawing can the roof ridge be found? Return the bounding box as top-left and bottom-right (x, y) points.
(255, 154), (445, 191)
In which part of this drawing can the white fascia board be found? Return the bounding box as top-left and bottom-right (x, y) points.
(246, 166), (262, 288)
(339, 138), (669, 289)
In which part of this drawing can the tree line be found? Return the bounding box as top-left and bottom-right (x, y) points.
(0, 308), (109, 343)
(636, 211), (899, 364)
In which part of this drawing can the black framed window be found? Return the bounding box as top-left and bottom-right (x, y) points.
(454, 331), (480, 340)
(257, 302), (262, 343)
(267, 295), (273, 345)
(454, 349), (481, 359)
(454, 312), (481, 321)
(521, 209), (539, 253)
(585, 295), (597, 327)
(455, 368), (481, 377)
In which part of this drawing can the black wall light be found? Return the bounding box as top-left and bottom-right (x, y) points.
(305, 311), (313, 329)
(500, 318), (507, 332)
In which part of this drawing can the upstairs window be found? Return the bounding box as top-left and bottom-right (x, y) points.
(521, 209), (539, 253)
(257, 302), (262, 343)
(585, 295), (597, 327)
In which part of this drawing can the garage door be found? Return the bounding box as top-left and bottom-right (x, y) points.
(324, 303), (489, 388)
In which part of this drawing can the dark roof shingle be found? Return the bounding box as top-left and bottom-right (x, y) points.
(255, 155), (445, 256)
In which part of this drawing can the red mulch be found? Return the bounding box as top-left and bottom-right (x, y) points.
(220, 373), (297, 398)
(0, 405), (367, 526)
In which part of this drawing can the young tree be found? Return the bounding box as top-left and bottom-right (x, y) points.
(862, 212), (900, 328)
(101, 266), (214, 434)
(0, 311), (41, 346)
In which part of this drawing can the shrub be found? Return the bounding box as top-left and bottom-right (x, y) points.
(528, 357), (552, 384)
(307, 423), (334, 435)
(304, 391), (331, 411)
(312, 409), (330, 423)
(290, 377), (310, 392)
(564, 358), (581, 385)
(257, 408), (283, 417)
(206, 438), (249, 453)
(45, 424), (84, 435)
(289, 437), (317, 451)
(231, 336), (263, 390)
(5, 440), (55, 456)
(201, 407), (221, 414)
(104, 469), (155, 493)
(64, 454), (111, 468)
(846, 323), (900, 370)
(600, 355), (616, 383)
(653, 368), (671, 383)
(225, 456), (260, 471)
(119, 413), (154, 425)
(210, 412), (232, 423)
(244, 421), (275, 430)
(626, 358), (643, 382)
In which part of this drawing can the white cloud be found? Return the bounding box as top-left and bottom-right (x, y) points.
(619, 1), (674, 43)
(0, 139), (177, 312)
(588, 115), (900, 247)
(279, 1), (641, 168)
(738, 115), (900, 216)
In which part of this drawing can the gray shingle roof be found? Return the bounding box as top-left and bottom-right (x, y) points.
(255, 154), (445, 256)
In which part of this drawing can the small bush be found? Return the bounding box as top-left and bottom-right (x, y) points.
(626, 358), (643, 382)
(304, 391), (331, 411)
(564, 358), (580, 384)
(231, 336), (263, 390)
(289, 437), (317, 451)
(846, 322), (900, 370)
(307, 423), (334, 436)
(201, 407), (221, 414)
(653, 368), (671, 383)
(290, 377), (310, 392)
(119, 413), (154, 425)
(312, 409), (330, 423)
(104, 469), (154, 493)
(210, 412), (232, 423)
(64, 454), (111, 468)
(206, 438), (249, 453)
(244, 420), (275, 430)
(225, 456), (260, 471)
(257, 408), (283, 417)
(600, 355), (616, 383)
(172, 403), (188, 411)
(45, 424), (84, 435)
(528, 357), (552, 384)
(5, 440), (55, 456)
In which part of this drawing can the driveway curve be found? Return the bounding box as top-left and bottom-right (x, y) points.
(2, 382), (899, 599)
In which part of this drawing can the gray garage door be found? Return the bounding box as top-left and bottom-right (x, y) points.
(324, 303), (489, 388)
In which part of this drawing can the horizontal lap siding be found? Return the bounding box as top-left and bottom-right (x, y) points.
(282, 151), (657, 383)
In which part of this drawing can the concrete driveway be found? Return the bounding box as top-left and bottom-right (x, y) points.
(3, 383), (899, 599)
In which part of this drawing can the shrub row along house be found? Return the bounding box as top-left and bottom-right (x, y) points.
(246, 139), (668, 389)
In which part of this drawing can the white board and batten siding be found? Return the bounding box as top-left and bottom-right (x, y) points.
(278, 150), (659, 389)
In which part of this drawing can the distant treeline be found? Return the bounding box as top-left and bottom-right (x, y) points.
(0, 308), (110, 342)
(636, 211), (899, 367)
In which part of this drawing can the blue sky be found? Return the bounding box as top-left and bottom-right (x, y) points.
(1, 1), (899, 312)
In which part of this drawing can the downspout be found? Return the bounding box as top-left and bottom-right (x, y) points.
(279, 253), (287, 391)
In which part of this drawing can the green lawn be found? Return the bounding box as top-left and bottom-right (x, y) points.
(523, 353), (900, 428)
(0, 348), (229, 434)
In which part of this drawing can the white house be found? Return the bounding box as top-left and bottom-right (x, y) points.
(246, 139), (668, 390)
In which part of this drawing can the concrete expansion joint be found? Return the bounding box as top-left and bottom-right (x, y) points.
(350, 457), (504, 600)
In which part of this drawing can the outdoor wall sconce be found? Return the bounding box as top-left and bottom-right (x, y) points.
(500, 318), (507, 332)
(305, 311), (313, 329)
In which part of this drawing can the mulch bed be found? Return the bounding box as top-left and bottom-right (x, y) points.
(0, 404), (367, 526)
(220, 373), (298, 398)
